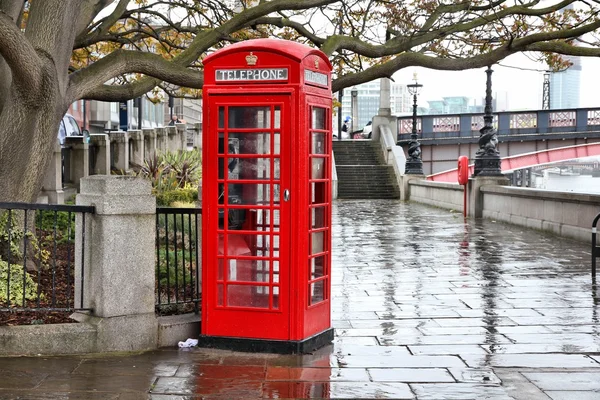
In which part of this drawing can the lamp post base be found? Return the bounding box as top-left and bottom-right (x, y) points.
(405, 160), (424, 175)
(473, 155), (502, 177)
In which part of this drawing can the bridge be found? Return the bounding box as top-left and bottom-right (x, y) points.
(397, 107), (600, 175)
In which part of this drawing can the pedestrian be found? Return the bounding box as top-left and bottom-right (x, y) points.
(342, 116), (351, 138)
(168, 115), (180, 126)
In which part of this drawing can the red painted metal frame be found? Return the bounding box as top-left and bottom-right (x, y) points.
(428, 143), (600, 182)
(201, 39), (332, 342)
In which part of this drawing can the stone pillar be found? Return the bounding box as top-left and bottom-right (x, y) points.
(74, 175), (157, 351)
(109, 131), (130, 173)
(467, 176), (509, 218)
(167, 126), (178, 152)
(156, 127), (168, 154)
(40, 140), (65, 204)
(176, 122), (187, 151)
(372, 78), (392, 141)
(143, 128), (157, 159)
(90, 134), (110, 175)
(65, 137), (89, 188)
(128, 130), (145, 167)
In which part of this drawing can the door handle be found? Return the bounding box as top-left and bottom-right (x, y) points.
(283, 189), (290, 202)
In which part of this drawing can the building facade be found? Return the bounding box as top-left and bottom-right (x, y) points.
(550, 56), (581, 109)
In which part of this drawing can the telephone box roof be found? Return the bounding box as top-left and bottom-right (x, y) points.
(203, 38), (332, 68)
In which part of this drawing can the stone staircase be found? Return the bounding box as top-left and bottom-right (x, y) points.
(333, 140), (400, 199)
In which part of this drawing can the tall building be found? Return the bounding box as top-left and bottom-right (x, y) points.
(340, 79), (411, 129)
(550, 55), (581, 109)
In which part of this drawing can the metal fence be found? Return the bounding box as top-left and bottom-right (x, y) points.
(0, 202), (94, 320)
(156, 207), (201, 315)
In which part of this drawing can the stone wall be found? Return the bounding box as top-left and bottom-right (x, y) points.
(407, 178), (600, 243)
(481, 185), (600, 242)
(409, 180), (464, 211)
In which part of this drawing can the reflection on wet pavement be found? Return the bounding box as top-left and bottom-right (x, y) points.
(0, 200), (599, 399)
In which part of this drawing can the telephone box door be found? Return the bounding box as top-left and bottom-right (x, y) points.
(204, 94), (291, 339)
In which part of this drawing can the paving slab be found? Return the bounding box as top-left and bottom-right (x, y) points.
(1, 200), (599, 399)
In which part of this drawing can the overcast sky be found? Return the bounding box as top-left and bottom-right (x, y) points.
(392, 52), (600, 111)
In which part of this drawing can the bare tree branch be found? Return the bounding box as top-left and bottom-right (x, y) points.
(74, 0), (129, 48)
(0, 11), (43, 100)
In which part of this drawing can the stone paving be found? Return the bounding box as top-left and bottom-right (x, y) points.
(1, 200), (599, 399)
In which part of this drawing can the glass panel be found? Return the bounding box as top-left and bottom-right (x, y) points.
(273, 235), (280, 253)
(256, 209), (271, 231)
(273, 261), (280, 283)
(226, 183), (270, 206)
(311, 133), (326, 154)
(227, 284), (269, 308)
(227, 233), (270, 257)
(311, 207), (326, 229)
(218, 258), (224, 280)
(274, 158), (280, 179)
(217, 284), (224, 306)
(226, 258), (270, 282)
(231, 158), (271, 180)
(312, 107), (326, 130)
(311, 231), (324, 255)
(274, 132), (280, 155)
(227, 106), (271, 129)
(310, 256), (325, 279)
(228, 133), (271, 155)
(218, 107), (224, 128)
(311, 158), (325, 179)
(273, 210), (280, 232)
(274, 106), (281, 129)
(273, 286), (279, 309)
(273, 184), (280, 203)
(311, 281), (325, 304)
(311, 182), (327, 204)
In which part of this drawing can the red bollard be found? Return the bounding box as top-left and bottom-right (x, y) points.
(457, 156), (469, 217)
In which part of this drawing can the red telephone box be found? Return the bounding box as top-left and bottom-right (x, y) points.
(199, 39), (334, 353)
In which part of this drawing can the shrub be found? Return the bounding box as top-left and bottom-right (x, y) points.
(0, 260), (42, 305)
(156, 187), (198, 206)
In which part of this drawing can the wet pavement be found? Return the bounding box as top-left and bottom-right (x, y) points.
(1, 200), (599, 399)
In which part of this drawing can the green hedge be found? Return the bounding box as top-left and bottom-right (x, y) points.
(155, 187), (198, 207)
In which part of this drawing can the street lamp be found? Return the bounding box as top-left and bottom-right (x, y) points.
(351, 86), (358, 134)
(405, 73), (423, 175)
(473, 66), (502, 177)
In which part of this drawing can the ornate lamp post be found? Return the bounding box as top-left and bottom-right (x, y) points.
(473, 66), (502, 177)
(405, 73), (423, 175)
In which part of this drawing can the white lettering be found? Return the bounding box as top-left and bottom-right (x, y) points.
(304, 70), (328, 87)
(215, 68), (288, 82)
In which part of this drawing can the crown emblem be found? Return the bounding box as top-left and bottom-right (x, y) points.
(245, 52), (258, 66)
(314, 58), (319, 68)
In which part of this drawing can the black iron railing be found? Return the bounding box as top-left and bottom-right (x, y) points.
(0, 202), (94, 320)
(156, 207), (201, 314)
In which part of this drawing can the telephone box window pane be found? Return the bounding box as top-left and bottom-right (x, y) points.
(311, 182), (327, 204)
(273, 184), (280, 203)
(235, 158), (271, 180)
(227, 285), (269, 308)
(310, 256), (325, 279)
(217, 284), (224, 306)
(228, 133), (271, 155)
(273, 210), (280, 232)
(273, 286), (280, 309)
(310, 281), (325, 304)
(274, 133), (280, 155)
(227, 183), (270, 206)
(274, 106), (281, 129)
(218, 107), (224, 128)
(311, 207), (326, 229)
(228, 234), (270, 257)
(227, 106), (271, 128)
(218, 258), (224, 280)
(312, 107), (326, 130)
(273, 261), (280, 283)
(311, 158), (325, 179)
(311, 133), (325, 154)
(274, 158), (280, 179)
(225, 258), (270, 282)
(311, 232), (324, 255)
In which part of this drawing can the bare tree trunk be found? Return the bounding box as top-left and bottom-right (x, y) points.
(0, 81), (63, 203)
